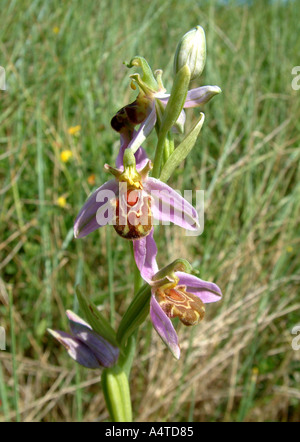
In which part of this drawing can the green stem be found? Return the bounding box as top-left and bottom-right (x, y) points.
(102, 242), (145, 422)
(9, 287), (20, 422)
(106, 229), (115, 328)
(75, 366), (83, 422)
(0, 362), (10, 421)
(102, 365), (132, 422)
(163, 136), (170, 166)
(131, 243), (143, 293)
(167, 132), (175, 155)
(74, 241), (84, 421)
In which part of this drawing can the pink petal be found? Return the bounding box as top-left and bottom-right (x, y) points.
(126, 103), (156, 154)
(48, 329), (100, 368)
(74, 180), (118, 238)
(66, 310), (91, 329)
(67, 320), (119, 368)
(176, 271), (222, 303)
(183, 86), (222, 108)
(144, 178), (200, 231)
(150, 295), (180, 359)
(133, 228), (158, 283)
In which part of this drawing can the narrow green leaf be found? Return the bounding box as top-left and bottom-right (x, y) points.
(117, 284), (151, 346)
(75, 286), (118, 347)
(159, 112), (205, 182)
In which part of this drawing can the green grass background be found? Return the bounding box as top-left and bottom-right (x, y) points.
(0, 0), (299, 422)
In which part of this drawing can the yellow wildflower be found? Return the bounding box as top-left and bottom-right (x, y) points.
(53, 26), (60, 35)
(68, 125), (81, 136)
(57, 196), (67, 208)
(60, 149), (73, 163)
(87, 174), (96, 185)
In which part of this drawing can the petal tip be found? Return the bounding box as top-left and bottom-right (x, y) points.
(172, 345), (181, 360)
(47, 328), (55, 337)
(47, 328), (59, 337)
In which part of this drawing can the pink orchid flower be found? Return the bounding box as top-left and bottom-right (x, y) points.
(111, 76), (221, 157)
(48, 311), (119, 369)
(134, 235), (222, 359)
(74, 151), (200, 243)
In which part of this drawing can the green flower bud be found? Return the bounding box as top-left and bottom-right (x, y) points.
(174, 26), (206, 81)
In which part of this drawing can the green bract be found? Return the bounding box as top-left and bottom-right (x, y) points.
(160, 112), (205, 182)
(75, 286), (118, 347)
(117, 284), (152, 346)
(152, 64), (191, 177)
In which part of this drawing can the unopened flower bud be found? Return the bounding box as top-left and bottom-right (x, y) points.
(174, 26), (206, 81)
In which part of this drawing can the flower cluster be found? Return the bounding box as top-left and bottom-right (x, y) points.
(50, 26), (222, 366)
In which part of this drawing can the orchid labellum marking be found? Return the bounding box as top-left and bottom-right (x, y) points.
(155, 285), (206, 326)
(113, 188), (153, 240)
